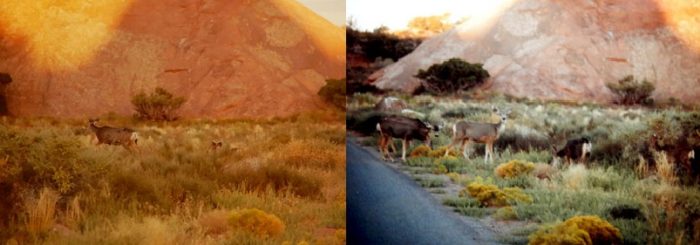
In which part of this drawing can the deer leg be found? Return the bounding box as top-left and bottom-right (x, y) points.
(389, 139), (398, 153)
(461, 139), (470, 159)
(444, 138), (458, 157)
(484, 143), (493, 164)
(490, 143), (496, 163)
(378, 136), (387, 160)
(401, 138), (408, 162)
(386, 137), (395, 162)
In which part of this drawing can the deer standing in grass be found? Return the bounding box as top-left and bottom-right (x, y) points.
(444, 107), (510, 164)
(377, 115), (439, 162)
(88, 118), (139, 151)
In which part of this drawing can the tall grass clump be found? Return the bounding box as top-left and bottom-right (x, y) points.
(25, 188), (59, 237)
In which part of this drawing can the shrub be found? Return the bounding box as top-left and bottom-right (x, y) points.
(409, 145), (431, 158)
(532, 163), (555, 180)
(461, 177), (532, 207)
(229, 208), (285, 238)
(433, 163), (448, 174)
(318, 78), (346, 109)
(529, 215), (623, 245)
(606, 75), (655, 106)
(0, 127), (110, 228)
(131, 87), (186, 121)
(415, 58), (490, 95)
(494, 206), (518, 221)
(434, 156), (461, 173)
(428, 146), (459, 158)
(495, 160), (535, 179)
(446, 172), (461, 183)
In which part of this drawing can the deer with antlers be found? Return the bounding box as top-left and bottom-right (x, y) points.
(444, 106), (510, 164)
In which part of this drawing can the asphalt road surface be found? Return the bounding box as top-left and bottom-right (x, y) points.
(347, 140), (503, 245)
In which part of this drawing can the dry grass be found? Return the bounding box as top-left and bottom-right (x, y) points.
(25, 188), (59, 236)
(0, 113), (345, 244)
(655, 152), (678, 185)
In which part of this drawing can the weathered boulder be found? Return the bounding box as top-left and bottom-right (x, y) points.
(373, 0), (700, 104)
(0, 0), (344, 118)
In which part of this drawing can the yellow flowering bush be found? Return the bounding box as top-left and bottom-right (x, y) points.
(428, 146), (459, 158)
(409, 145), (432, 158)
(229, 208), (285, 238)
(495, 160), (535, 178)
(460, 177), (532, 207)
(529, 215), (622, 245)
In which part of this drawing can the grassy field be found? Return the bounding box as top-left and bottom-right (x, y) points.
(0, 110), (346, 244)
(348, 92), (700, 244)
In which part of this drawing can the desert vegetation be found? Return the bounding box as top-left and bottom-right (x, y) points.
(347, 92), (700, 244)
(606, 75), (656, 106)
(131, 87), (187, 121)
(0, 109), (345, 244)
(414, 58), (490, 95)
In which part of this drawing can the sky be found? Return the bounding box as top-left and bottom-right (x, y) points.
(298, 0), (346, 26)
(347, 0), (514, 31)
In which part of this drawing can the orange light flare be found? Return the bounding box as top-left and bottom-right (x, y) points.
(656, 0), (700, 52)
(270, 0), (345, 65)
(0, 0), (134, 72)
(455, 0), (519, 40)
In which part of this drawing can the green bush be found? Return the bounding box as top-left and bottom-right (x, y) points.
(0, 126), (112, 232)
(131, 87), (186, 121)
(318, 78), (347, 109)
(606, 75), (655, 106)
(415, 58), (490, 95)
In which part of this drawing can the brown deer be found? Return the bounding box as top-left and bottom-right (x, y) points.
(210, 140), (224, 151)
(377, 115), (439, 162)
(88, 118), (138, 151)
(551, 137), (592, 168)
(444, 107), (510, 164)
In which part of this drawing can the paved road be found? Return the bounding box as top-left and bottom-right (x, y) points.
(347, 140), (502, 245)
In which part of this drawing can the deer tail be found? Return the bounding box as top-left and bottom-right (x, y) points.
(130, 132), (139, 144)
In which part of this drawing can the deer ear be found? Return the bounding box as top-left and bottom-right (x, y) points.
(491, 106), (498, 112)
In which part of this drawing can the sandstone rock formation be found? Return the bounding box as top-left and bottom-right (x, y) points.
(0, 0), (344, 118)
(373, 0), (700, 104)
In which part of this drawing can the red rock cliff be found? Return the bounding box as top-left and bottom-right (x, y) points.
(0, 0), (345, 118)
(373, 0), (700, 104)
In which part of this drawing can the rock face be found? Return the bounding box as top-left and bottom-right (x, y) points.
(373, 0), (700, 104)
(0, 0), (344, 118)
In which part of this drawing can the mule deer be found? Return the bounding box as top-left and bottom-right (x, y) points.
(88, 118), (138, 151)
(210, 140), (224, 151)
(377, 115), (439, 162)
(551, 137), (592, 168)
(444, 106), (510, 164)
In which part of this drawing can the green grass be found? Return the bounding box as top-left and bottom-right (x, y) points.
(348, 92), (700, 244)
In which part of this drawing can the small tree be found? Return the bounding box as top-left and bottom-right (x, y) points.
(131, 87), (186, 121)
(606, 75), (655, 105)
(415, 58), (490, 95)
(318, 78), (346, 109)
